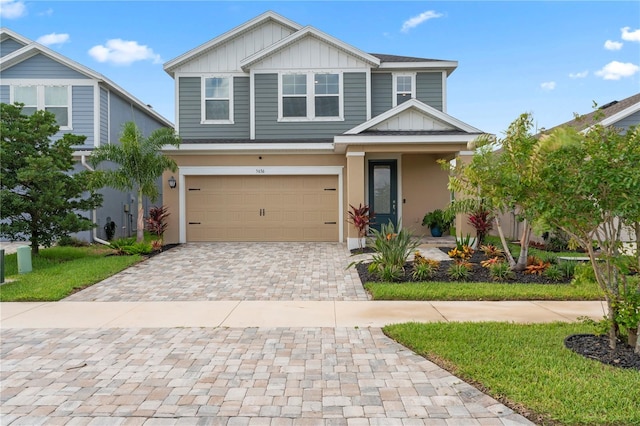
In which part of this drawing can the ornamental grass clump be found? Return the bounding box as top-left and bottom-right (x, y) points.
(368, 221), (419, 282)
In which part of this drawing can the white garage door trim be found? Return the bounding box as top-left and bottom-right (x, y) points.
(178, 166), (344, 243)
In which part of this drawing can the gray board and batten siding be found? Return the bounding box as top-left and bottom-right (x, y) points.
(178, 76), (250, 139)
(254, 72), (367, 140)
(0, 38), (26, 58)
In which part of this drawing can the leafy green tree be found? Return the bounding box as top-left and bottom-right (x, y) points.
(446, 113), (539, 270)
(532, 123), (640, 352)
(90, 121), (180, 243)
(0, 103), (102, 254)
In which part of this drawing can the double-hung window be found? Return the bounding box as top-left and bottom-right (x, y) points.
(202, 76), (233, 123)
(282, 74), (307, 117)
(13, 85), (71, 128)
(393, 73), (415, 106)
(280, 72), (342, 121)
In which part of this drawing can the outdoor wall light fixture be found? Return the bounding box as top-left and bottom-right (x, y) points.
(168, 176), (177, 189)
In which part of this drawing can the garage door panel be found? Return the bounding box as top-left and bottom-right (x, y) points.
(186, 175), (339, 242)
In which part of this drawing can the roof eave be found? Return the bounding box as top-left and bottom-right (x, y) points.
(377, 61), (458, 75)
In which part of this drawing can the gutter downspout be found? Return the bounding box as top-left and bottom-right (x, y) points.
(80, 154), (110, 246)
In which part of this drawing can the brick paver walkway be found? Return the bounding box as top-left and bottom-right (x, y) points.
(66, 243), (368, 302)
(1, 327), (529, 425)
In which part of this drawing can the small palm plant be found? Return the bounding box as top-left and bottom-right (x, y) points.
(368, 221), (419, 282)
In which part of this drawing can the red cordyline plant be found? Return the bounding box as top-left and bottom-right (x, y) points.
(347, 203), (375, 250)
(468, 207), (494, 246)
(146, 205), (170, 239)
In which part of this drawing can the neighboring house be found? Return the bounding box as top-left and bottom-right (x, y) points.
(161, 11), (485, 248)
(0, 28), (173, 243)
(494, 92), (640, 242)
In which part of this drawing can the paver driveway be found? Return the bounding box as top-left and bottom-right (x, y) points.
(66, 243), (368, 302)
(1, 242), (535, 425)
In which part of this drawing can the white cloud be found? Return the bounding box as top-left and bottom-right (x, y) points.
(595, 61), (640, 80)
(39, 8), (53, 17)
(401, 10), (443, 33)
(569, 70), (588, 79)
(604, 40), (623, 51)
(88, 39), (162, 66)
(37, 33), (70, 47)
(0, 0), (26, 19)
(541, 81), (556, 91)
(621, 26), (640, 42)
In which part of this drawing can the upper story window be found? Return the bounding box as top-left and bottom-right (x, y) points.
(393, 73), (416, 107)
(202, 76), (233, 124)
(12, 85), (71, 128)
(280, 72), (343, 121)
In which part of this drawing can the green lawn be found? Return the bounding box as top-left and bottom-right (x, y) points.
(0, 245), (141, 301)
(384, 322), (640, 426)
(365, 279), (603, 301)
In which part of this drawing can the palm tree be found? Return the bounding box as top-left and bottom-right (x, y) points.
(90, 122), (180, 242)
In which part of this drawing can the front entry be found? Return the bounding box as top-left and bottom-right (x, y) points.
(368, 160), (398, 232)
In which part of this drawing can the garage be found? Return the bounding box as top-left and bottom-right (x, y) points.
(185, 175), (339, 242)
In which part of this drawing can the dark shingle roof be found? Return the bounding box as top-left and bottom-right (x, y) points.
(369, 53), (450, 63)
(361, 130), (477, 136)
(181, 138), (333, 144)
(548, 93), (640, 132)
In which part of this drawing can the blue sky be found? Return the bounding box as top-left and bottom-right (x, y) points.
(2, 1), (639, 136)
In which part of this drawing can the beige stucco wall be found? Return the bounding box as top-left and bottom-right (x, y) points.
(401, 153), (451, 237)
(162, 148), (469, 244)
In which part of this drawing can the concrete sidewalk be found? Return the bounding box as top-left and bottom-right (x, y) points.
(1, 300), (607, 329)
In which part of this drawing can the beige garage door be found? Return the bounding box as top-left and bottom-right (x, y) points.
(185, 175), (339, 242)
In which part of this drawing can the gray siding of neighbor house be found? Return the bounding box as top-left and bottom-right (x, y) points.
(109, 91), (167, 144)
(416, 73), (443, 111)
(0, 53), (89, 79)
(178, 76), (250, 139)
(372, 73), (392, 117)
(0, 39), (25, 57)
(100, 87), (109, 145)
(0, 85), (9, 104)
(614, 109), (640, 132)
(49, 85), (94, 148)
(254, 72), (367, 140)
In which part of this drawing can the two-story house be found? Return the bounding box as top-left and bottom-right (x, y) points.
(0, 28), (173, 243)
(161, 11), (485, 249)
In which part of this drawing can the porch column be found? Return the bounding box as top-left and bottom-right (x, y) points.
(346, 151), (366, 250)
(454, 151), (476, 243)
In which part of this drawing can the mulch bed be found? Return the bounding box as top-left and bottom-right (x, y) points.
(354, 248), (571, 285)
(565, 334), (640, 371)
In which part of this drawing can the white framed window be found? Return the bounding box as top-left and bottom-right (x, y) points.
(202, 76), (233, 124)
(393, 73), (416, 107)
(12, 85), (71, 129)
(279, 71), (343, 121)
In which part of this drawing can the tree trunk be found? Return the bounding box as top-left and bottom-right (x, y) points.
(494, 216), (516, 267)
(513, 220), (532, 272)
(635, 323), (639, 354)
(136, 190), (144, 243)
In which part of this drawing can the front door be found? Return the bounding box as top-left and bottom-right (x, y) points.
(368, 160), (398, 232)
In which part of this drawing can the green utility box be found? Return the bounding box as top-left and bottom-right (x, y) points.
(17, 246), (32, 274)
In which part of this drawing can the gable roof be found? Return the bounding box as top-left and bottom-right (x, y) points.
(239, 26), (381, 70)
(164, 11), (302, 75)
(0, 28), (172, 128)
(548, 93), (640, 132)
(0, 27), (30, 46)
(344, 99), (483, 135)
